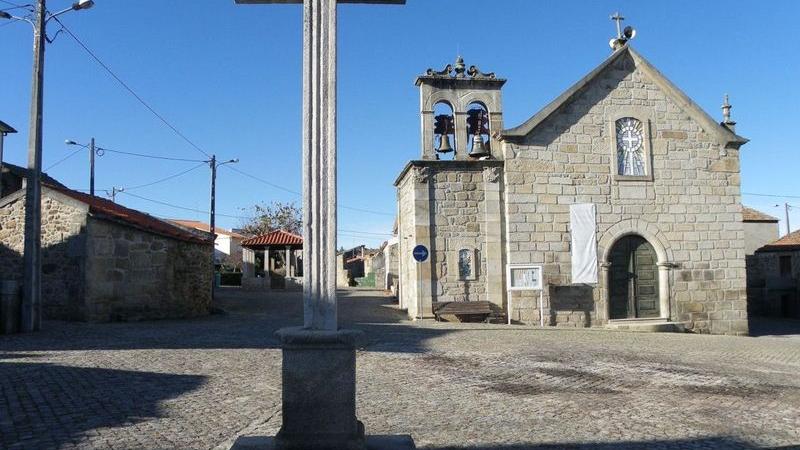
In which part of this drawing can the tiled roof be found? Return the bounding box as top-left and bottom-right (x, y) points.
(168, 219), (246, 239)
(742, 206), (779, 223)
(47, 185), (212, 245)
(758, 230), (800, 252)
(241, 230), (303, 247)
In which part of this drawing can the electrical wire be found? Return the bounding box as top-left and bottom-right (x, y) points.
(220, 164), (395, 217)
(742, 192), (800, 200)
(0, 0), (25, 8)
(96, 145), (206, 163)
(51, 17), (213, 160)
(119, 191), (248, 219)
(121, 162), (207, 191)
(45, 147), (84, 171)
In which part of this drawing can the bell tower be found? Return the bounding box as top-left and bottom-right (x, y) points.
(416, 57), (506, 161)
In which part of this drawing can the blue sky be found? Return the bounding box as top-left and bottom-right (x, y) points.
(1, 0), (798, 247)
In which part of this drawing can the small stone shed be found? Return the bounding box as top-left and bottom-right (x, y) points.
(0, 175), (213, 322)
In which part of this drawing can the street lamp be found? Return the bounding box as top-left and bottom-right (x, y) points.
(207, 155), (238, 302)
(66, 138), (100, 196)
(0, 120), (19, 198)
(1, 0), (96, 332)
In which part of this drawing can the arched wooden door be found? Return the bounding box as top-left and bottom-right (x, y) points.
(609, 235), (660, 319)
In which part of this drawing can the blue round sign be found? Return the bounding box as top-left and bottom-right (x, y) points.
(412, 245), (429, 263)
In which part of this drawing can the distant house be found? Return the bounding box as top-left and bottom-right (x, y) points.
(0, 164), (213, 322)
(742, 206), (780, 255)
(241, 230), (303, 290)
(747, 230), (800, 319)
(169, 219), (246, 269)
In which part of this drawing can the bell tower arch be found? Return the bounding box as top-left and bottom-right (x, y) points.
(416, 57), (506, 161)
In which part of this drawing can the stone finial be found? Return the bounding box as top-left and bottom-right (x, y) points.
(425, 56), (497, 80)
(609, 12), (636, 51)
(721, 94), (736, 132)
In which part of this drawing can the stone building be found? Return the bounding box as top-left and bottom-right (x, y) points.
(169, 219), (246, 269)
(394, 41), (750, 335)
(747, 230), (800, 318)
(742, 206), (780, 256)
(0, 166), (213, 322)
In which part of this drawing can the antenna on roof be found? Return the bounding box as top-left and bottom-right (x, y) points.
(609, 12), (636, 51)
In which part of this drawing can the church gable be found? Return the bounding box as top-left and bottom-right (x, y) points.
(502, 46), (747, 150)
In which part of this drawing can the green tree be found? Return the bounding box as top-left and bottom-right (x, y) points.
(240, 201), (302, 236)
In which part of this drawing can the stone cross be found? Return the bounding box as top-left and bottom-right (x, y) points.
(235, 0), (404, 332)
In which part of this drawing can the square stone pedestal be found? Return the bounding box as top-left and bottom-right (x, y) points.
(231, 327), (414, 450)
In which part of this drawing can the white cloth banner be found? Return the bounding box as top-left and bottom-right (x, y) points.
(570, 203), (598, 284)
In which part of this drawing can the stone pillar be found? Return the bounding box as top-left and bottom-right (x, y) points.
(242, 248), (256, 279)
(598, 262), (611, 324)
(286, 246), (292, 277)
(454, 111), (468, 160)
(413, 165), (434, 319)
(483, 166), (503, 308)
(657, 262), (672, 320)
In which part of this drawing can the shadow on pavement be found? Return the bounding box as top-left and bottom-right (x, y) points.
(0, 358), (206, 450)
(748, 316), (800, 338)
(0, 288), (457, 354)
(425, 436), (797, 450)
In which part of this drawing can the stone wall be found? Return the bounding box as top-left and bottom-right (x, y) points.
(429, 167), (488, 303)
(0, 190), (88, 320)
(743, 221), (779, 255)
(397, 174), (417, 316)
(84, 217), (212, 322)
(746, 250), (800, 317)
(504, 51), (748, 335)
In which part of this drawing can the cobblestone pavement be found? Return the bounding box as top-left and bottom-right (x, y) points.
(2, 288), (800, 450)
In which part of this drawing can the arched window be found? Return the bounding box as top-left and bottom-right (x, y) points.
(466, 102), (490, 158)
(458, 248), (476, 280)
(433, 102), (455, 160)
(615, 117), (646, 176)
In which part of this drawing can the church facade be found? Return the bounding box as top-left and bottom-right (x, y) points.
(394, 43), (749, 335)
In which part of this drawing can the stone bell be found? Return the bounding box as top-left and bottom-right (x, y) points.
(436, 133), (453, 153)
(469, 134), (489, 158)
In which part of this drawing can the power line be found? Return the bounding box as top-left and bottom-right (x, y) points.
(45, 147), (84, 171)
(97, 145), (206, 163)
(122, 162), (207, 191)
(119, 191), (248, 219)
(0, 0), (24, 8)
(52, 17), (213, 160)
(220, 164), (395, 217)
(743, 192), (800, 200)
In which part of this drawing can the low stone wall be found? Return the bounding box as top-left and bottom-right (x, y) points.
(84, 218), (212, 322)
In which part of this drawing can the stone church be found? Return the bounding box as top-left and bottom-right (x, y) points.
(394, 33), (749, 335)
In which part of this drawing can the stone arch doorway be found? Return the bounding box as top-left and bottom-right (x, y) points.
(608, 235), (660, 319)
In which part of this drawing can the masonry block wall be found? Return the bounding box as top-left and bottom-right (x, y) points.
(397, 174), (418, 317)
(85, 218), (211, 322)
(504, 52), (747, 335)
(0, 191), (88, 320)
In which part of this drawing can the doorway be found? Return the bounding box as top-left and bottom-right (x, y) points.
(609, 235), (660, 319)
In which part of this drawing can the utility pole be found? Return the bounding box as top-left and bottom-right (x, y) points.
(89, 137), (95, 196)
(109, 186), (123, 203)
(786, 203), (792, 236)
(21, 0), (47, 332)
(209, 154), (217, 303)
(206, 156), (238, 303)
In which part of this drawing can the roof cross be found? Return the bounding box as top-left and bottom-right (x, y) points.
(611, 12), (625, 38)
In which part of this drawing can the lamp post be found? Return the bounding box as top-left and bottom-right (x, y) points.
(0, 121), (18, 198)
(1, 0), (95, 332)
(206, 155), (238, 302)
(66, 138), (99, 196)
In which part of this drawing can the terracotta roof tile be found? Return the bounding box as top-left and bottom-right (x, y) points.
(758, 229), (800, 252)
(47, 185), (212, 245)
(242, 230), (303, 247)
(742, 206), (779, 222)
(168, 219), (246, 239)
